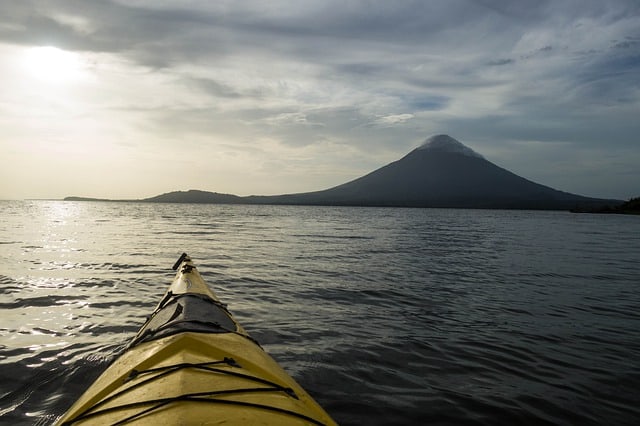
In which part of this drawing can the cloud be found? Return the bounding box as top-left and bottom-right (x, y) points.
(487, 58), (515, 66)
(0, 0), (639, 199)
(374, 114), (415, 126)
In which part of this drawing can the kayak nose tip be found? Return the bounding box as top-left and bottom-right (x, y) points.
(172, 252), (190, 270)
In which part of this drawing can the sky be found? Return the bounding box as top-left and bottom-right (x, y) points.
(0, 0), (638, 200)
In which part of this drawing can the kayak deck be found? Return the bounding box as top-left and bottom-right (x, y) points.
(56, 254), (336, 425)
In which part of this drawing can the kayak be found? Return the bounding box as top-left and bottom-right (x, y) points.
(56, 253), (337, 425)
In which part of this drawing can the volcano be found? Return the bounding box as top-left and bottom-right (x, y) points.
(250, 135), (616, 209)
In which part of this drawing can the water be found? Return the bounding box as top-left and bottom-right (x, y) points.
(1, 200), (639, 425)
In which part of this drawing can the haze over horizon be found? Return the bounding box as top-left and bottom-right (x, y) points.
(1, 1), (639, 201)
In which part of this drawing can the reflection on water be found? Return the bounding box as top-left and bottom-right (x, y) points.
(1, 201), (640, 425)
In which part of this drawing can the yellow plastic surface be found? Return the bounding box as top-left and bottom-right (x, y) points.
(56, 256), (336, 425)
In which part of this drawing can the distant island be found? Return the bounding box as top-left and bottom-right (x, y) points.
(571, 197), (640, 215)
(65, 135), (625, 211)
(65, 190), (244, 204)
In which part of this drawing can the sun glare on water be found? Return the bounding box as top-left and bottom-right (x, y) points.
(22, 46), (86, 84)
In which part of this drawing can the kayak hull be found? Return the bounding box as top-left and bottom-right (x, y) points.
(56, 254), (336, 425)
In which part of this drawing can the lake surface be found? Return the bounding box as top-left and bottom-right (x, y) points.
(1, 200), (639, 425)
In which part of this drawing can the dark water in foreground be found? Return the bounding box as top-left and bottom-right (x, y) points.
(1, 201), (639, 425)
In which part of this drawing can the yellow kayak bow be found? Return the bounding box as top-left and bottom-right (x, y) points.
(56, 253), (337, 425)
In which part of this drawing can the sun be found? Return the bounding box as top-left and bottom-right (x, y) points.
(23, 46), (85, 84)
